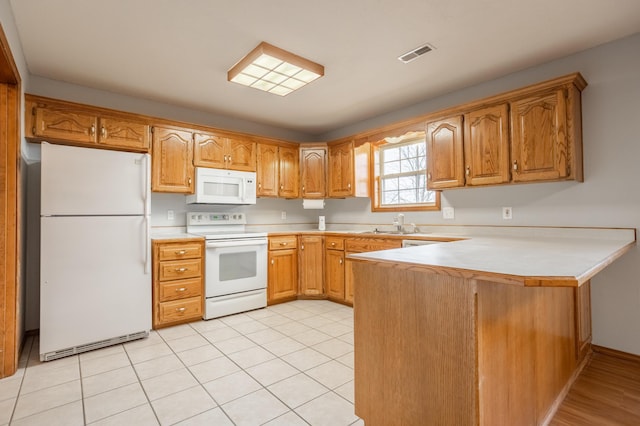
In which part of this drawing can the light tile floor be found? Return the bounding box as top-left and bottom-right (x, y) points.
(0, 300), (363, 426)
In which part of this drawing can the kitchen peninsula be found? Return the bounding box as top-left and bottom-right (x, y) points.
(349, 228), (635, 426)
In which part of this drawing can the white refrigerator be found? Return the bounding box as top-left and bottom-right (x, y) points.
(40, 143), (152, 361)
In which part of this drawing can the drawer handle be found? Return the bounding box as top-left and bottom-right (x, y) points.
(280, 242), (288, 246)
(175, 250), (187, 255)
(175, 267), (188, 272)
(331, 242), (336, 247)
(176, 287), (187, 292)
(176, 307), (186, 313)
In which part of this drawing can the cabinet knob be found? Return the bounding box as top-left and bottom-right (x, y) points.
(513, 160), (519, 171)
(347, 183), (351, 190)
(271, 259), (275, 265)
(176, 307), (186, 313)
(101, 126), (107, 138)
(301, 244), (304, 250)
(258, 183), (262, 189)
(90, 124), (96, 136)
(175, 267), (187, 272)
(302, 185), (305, 192)
(280, 184), (284, 190)
(176, 287), (186, 292)
(228, 156), (232, 162)
(465, 166), (470, 176)
(331, 242), (336, 247)
(339, 258), (343, 265)
(427, 172), (432, 180)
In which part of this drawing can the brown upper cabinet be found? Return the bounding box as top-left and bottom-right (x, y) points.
(426, 74), (585, 189)
(193, 132), (256, 171)
(426, 116), (465, 189)
(151, 126), (194, 193)
(300, 147), (327, 199)
(26, 95), (150, 152)
(464, 104), (510, 186)
(328, 140), (370, 198)
(257, 142), (300, 198)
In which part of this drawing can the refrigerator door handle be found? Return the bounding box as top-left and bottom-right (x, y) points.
(144, 215), (151, 274)
(142, 154), (151, 217)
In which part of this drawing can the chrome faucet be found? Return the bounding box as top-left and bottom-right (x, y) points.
(394, 214), (405, 233)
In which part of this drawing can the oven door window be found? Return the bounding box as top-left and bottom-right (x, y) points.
(219, 251), (257, 281)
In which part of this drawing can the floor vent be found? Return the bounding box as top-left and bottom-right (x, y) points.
(398, 43), (435, 64)
(42, 330), (149, 361)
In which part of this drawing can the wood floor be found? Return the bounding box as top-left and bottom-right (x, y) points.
(551, 350), (640, 425)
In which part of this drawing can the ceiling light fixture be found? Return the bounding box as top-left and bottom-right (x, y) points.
(227, 42), (324, 96)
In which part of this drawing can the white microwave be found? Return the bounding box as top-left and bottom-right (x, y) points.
(186, 168), (257, 205)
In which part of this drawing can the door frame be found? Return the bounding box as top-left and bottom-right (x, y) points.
(0, 20), (22, 378)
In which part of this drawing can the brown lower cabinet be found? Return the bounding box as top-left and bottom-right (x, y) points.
(299, 235), (325, 297)
(152, 238), (205, 329)
(268, 235), (299, 304)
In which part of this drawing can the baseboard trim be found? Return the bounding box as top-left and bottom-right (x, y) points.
(592, 345), (640, 364)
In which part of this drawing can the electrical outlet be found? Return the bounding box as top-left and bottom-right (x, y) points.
(281, 211), (287, 220)
(167, 210), (174, 220)
(443, 207), (455, 220)
(502, 207), (513, 220)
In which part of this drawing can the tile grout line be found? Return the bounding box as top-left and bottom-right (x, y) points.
(7, 335), (33, 425)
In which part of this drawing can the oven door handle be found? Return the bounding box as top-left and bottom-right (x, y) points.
(206, 239), (268, 248)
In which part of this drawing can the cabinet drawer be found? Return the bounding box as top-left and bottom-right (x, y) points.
(326, 236), (345, 250)
(345, 238), (402, 253)
(158, 242), (203, 261)
(158, 297), (202, 324)
(158, 278), (202, 302)
(159, 259), (202, 281)
(269, 235), (298, 250)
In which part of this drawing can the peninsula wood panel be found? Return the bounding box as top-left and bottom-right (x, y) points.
(353, 258), (587, 426)
(353, 263), (477, 425)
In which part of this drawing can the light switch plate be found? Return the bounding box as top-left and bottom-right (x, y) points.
(502, 207), (513, 220)
(167, 210), (174, 220)
(443, 207), (455, 220)
(281, 211), (287, 220)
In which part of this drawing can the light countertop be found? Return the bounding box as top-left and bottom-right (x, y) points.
(348, 229), (636, 287)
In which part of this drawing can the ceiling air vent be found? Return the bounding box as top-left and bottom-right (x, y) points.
(398, 43), (435, 64)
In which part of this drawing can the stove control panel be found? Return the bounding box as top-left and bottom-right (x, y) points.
(187, 212), (246, 226)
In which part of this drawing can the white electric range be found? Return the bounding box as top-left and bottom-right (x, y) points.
(187, 212), (268, 319)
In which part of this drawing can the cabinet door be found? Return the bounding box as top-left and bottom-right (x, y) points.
(268, 249), (298, 303)
(227, 137), (257, 172)
(300, 148), (327, 199)
(193, 132), (226, 169)
(33, 106), (97, 144)
(279, 145), (300, 198)
(151, 126), (194, 193)
(99, 118), (150, 152)
(328, 141), (354, 197)
(510, 89), (568, 182)
(344, 255), (355, 305)
(299, 236), (324, 296)
(464, 104), (510, 186)
(257, 143), (279, 197)
(325, 249), (345, 300)
(426, 116), (464, 189)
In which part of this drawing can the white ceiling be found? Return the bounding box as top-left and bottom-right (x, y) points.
(9, 0), (640, 137)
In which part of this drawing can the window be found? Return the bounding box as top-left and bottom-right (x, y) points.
(371, 132), (439, 212)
